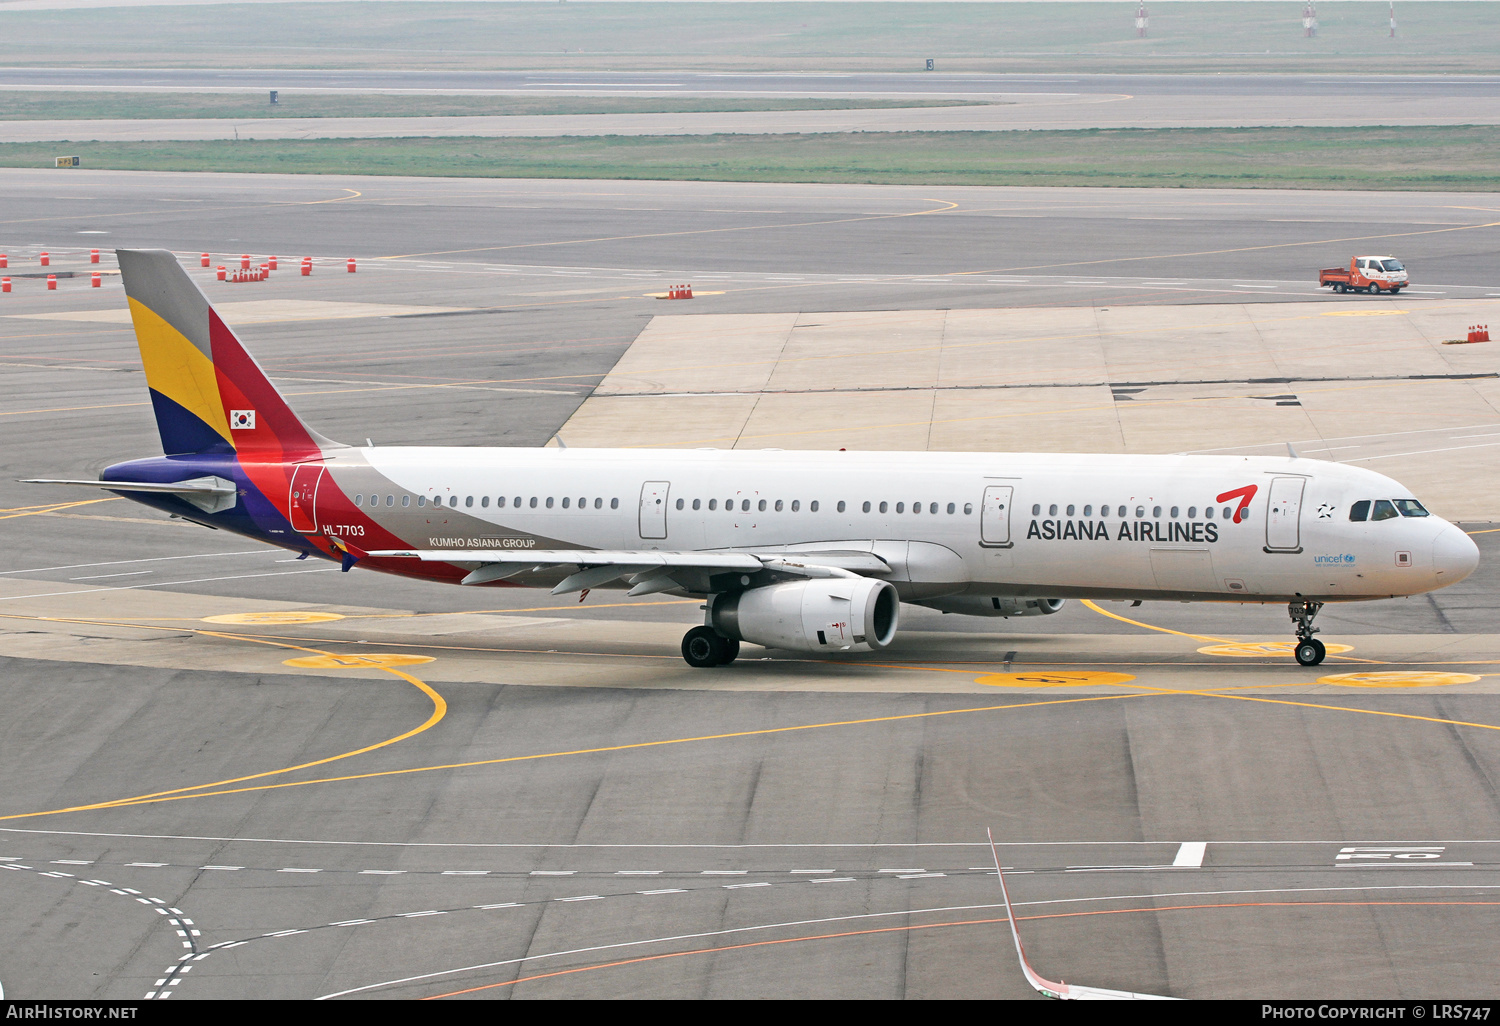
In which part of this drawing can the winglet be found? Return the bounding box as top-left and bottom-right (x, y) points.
(986, 828), (1179, 1001)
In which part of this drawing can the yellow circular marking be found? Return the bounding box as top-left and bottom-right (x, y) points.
(204, 611), (346, 625)
(976, 671), (1136, 688)
(1319, 671), (1480, 688)
(1320, 310), (1407, 317)
(1199, 641), (1354, 658)
(283, 653), (436, 669)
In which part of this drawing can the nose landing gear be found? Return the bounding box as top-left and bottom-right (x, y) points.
(1290, 599), (1326, 666)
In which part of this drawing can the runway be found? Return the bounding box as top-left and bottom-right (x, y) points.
(2, 170), (1500, 999)
(5, 71), (1499, 140)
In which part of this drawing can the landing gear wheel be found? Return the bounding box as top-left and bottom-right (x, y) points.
(1295, 638), (1326, 667)
(682, 626), (735, 668)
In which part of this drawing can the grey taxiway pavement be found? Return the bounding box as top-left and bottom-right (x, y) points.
(2, 170), (1500, 999)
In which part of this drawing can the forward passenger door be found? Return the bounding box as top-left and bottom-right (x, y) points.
(639, 481), (670, 540)
(980, 485), (1013, 547)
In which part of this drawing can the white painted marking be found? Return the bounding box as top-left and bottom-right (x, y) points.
(614, 870), (662, 876)
(897, 872), (945, 879)
(50, 859), (92, 865)
(398, 910), (445, 918)
(136, 897), (153, 904)
(474, 903), (521, 910)
(1337, 862), (1474, 868)
(128, 862), (168, 867)
(0, 549), (269, 577)
(0, 857), (19, 862)
(810, 877), (856, 884)
(265, 929), (303, 937)
(277, 868), (321, 873)
(359, 869), (404, 875)
(333, 919), (372, 926)
(38, 871), (68, 878)
(80, 880), (100, 887)
(200, 866), (242, 871)
(530, 870), (575, 876)
(723, 882), (771, 889)
(700, 870), (747, 876)
(1173, 842), (1208, 868)
(789, 869), (834, 874)
(878, 869), (925, 874)
(121, 887), (140, 894)
(69, 571), (152, 580)
(638, 888), (687, 895)
(441, 870), (488, 876)
(217, 941), (246, 949)
(558, 895), (603, 902)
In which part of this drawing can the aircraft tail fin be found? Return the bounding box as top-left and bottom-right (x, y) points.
(116, 249), (340, 458)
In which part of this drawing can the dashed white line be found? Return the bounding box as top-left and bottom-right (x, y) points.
(557, 895), (603, 902)
(441, 870), (488, 876)
(530, 870), (575, 876)
(200, 865), (242, 871)
(810, 877), (856, 884)
(128, 862), (168, 868)
(615, 870), (662, 876)
(878, 869), (925, 874)
(278, 868), (320, 874)
(359, 869), (404, 875)
(50, 860), (92, 865)
(897, 872), (946, 879)
(638, 888), (687, 895)
(723, 882), (771, 889)
(474, 902), (521, 910)
(700, 870), (747, 876)
(332, 919), (372, 927)
(398, 910), (445, 918)
(789, 869), (835, 874)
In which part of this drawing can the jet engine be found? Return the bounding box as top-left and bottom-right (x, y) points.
(711, 577), (899, 653)
(917, 596), (1066, 618)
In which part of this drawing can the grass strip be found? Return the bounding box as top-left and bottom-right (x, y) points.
(0, 92), (983, 121)
(7, 126), (1500, 191)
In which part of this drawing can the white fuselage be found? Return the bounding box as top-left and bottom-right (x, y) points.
(316, 448), (1478, 604)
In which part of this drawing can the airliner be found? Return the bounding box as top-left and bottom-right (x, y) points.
(28, 250), (1479, 668)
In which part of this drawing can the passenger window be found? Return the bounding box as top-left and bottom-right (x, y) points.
(1187, 506), (1195, 518)
(1394, 499), (1430, 517)
(1032, 504), (1041, 516)
(402, 495), (411, 508)
(863, 501), (871, 513)
(1371, 499), (1399, 521)
(578, 497), (585, 508)
(964, 503), (972, 514)
(709, 499), (718, 510)
(758, 499), (767, 512)
(790, 500), (799, 512)
(480, 496), (489, 508)
(811, 500), (820, 512)
(947, 503), (955, 514)
(1048, 504), (1057, 516)
(496, 496), (505, 508)
(1222, 506), (1232, 519)
(742, 499), (751, 512)
(693, 498), (701, 510)
(611, 498), (619, 509)
(1135, 506), (1144, 518)
(1170, 506), (1178, 518)
(562, 497), (570, 509)
(529, 497), (538, 508)
(354, 494), (363, 507)
(896, 502), (905, 513)
(879, 502), (888, 513)
(1152, 506), (1161, 518)
(676, 498), (684, 510)
(417, 496), (425, 508)
(1205, 506), (1214, 518)
(594, 498), (602, 509)
(1349, 500), (1369, 522)
(775, 500), (783, 512)
(1065, 504), (1074, 517)
(1081, 504), (1091, 517)
(546, 497), (554, 509)
(463, 496), (471, 508)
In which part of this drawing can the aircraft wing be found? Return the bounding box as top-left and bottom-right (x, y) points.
(987, 829), (1180, 1001)
(363, 547), (889, 594)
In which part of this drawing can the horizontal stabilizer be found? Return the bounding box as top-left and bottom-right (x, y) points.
(23, 476), (235, 496)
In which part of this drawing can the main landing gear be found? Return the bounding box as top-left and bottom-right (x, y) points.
(1289, 599), (1326, 666)
(682, 625), (740, 668)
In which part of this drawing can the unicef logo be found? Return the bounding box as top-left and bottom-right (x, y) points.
(1313, 553), (1356, 565)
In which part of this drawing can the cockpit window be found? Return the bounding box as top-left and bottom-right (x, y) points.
(1349, 500), (1370, 522)
(1394, 499), (1429, 517)
(1370, 499), (1399, 521)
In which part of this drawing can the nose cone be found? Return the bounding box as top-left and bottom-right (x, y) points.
(1432, 524), (1480, 585)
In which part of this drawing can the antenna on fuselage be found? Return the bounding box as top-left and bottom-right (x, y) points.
(1286, 442), (1300, 459)
(553, 434), (568, 449)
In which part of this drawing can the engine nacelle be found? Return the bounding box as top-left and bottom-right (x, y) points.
(711, 577), (899, 653)
(917, 595), (1066, 618)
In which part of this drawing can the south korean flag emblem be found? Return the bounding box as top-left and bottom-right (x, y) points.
(230, 409), (257, 430)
